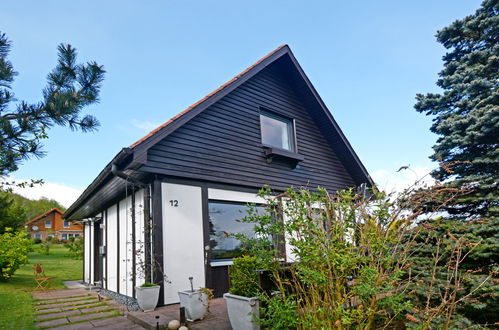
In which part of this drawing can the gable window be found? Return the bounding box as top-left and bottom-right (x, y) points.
(64, 221), (70, 228)
(45, 220), (52, 228)
(260, 110), (295, 152)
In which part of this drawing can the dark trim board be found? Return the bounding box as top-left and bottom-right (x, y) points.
(152, 180), (164, 306)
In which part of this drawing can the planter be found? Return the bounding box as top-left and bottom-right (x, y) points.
(178, 290), (209, 321)
(135, 285), (160, 312)
(223, 293), (260, 330)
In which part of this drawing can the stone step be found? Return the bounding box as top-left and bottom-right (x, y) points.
(35, 307), (62, 314)
(66, 310), (118, 323)
(35, 299), (100, 309)
(34, 295), (92, 303)
(35, 297), (97, 307)
(36, 309), (81, 320)
(37, 317), (69, 328)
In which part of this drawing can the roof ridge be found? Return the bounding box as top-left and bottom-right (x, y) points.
(129, 44), (288, 149)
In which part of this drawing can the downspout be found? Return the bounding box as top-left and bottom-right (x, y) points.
(111, 164), (152, 284)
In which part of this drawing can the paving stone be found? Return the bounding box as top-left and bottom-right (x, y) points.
(77, 305), (114, 314)
(91, 316), (141, 329)
(61, 303), (104, 312)
(36, 309), (82, 320)
(35, 299), (99, 309)
(67, 310), (117, 323)
(35, 295), (92, 304)
(34, 307), (62, 314)
(36, 317), (69, 328)
(51, 322), (96, 330)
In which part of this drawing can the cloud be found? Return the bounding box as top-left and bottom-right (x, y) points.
(2, 177), (83, 208)
(130, 119), (161, 132)
(371, 166), (436, 195)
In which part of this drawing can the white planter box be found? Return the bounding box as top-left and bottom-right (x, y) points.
(136, 285), (160, 312)
(223, 293), (260, 330)
(178, 290), (209, 321)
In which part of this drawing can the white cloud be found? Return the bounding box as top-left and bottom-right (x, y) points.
(372, 166), (436, 195)
(130, 119), (160, 132)
(2, 177), (83, 208)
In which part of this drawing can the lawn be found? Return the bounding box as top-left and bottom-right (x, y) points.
(0, 244), (83, 329)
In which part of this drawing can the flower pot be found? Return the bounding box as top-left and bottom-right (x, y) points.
(136, 285), (160, 312)
(178, 290), (209, 321)
(223, 293), (260, 330)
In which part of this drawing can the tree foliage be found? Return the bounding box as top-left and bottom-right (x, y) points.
(0, 192), (26, 234)
(0, 229), (32, 280)
(414, 0), (498, 218)
(0, 31), (105, 175)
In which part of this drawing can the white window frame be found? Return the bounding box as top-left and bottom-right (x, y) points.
(34, 233), (42, 239)
(44, 219), (52, 228)
(63, 220), (70, 228)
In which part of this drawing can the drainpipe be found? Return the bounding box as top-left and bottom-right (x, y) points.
(111, 164), (152, 284)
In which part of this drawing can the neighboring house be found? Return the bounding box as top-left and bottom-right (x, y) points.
(26, 208), (83, 241)
(64, 45), (374, 305)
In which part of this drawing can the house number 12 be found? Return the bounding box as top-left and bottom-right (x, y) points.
(169, 200), (179, 207)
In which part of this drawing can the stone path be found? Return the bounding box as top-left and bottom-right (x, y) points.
(32, 288), (143, 329)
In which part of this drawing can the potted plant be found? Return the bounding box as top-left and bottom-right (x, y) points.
(136, 282), (160, 312)
(178, 277), (213, 321)
(223, 255), (261, 330)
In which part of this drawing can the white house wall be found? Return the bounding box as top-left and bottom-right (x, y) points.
(84, 222), (90, 283)
(89, 221), (95, 284)
(106, 204), (118, 292)
(162, 183), (204, 305)
(118, 195), (133, 297)
(134, 189), (145, 287)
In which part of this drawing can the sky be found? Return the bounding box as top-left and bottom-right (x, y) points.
(1, 0), (482, 207)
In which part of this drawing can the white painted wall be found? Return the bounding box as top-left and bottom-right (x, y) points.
(162, 183), (205, 304)
(208, 188), (266, 204)
(118, 196), (133, 297)
(102, 212), (107, 288)
(134, 189), (145, 287)
(84, 222), (90, 283)
(106, 204), (118, 292)
(89, 221), (94, 284)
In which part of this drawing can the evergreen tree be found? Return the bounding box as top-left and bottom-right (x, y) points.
(414, 0), (498, 219)
(0, 32), (105, 176)
(0, 193), (26, 234)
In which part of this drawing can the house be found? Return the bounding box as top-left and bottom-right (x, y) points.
(64, 45), (374, 305)
(26, 208), (83, 241)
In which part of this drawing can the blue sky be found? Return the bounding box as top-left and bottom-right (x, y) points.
(2, 0), (482, 206)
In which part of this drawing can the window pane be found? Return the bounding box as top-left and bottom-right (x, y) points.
(260, 113), (293, 151)
(208, 201), (266, 261)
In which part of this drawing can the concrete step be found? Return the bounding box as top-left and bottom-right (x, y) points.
(36, 309), (81, 320)
(66, 310), (118, 323)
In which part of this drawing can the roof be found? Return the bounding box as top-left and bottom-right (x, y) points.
(64, 44), (373, 220)
(129, 44), (288, 149)
(26, 208), (64, 225)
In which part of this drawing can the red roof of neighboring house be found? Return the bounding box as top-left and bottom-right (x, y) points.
(25, 208), (65, 225)
(129, 44), (287, 149)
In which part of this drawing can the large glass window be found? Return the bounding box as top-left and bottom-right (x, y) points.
(260, 111), (294, 151)
(208, 201), (267, 261)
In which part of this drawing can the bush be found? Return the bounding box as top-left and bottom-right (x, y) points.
(0, 229), (33, 280)
(39, 242), (50, 255)
(33, 238), (42, 244)
(229, 255), (261, 297)
(64, 237), (83, 259)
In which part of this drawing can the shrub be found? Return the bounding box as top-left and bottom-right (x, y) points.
(229, 255), (261, 297)
(33, 238), (42, 244)
(64, 237), (83, 259)
(39, 242), (50, 255)
(0, 229), (33, 280)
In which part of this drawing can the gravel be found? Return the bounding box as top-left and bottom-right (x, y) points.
(97, 288), (141, 311)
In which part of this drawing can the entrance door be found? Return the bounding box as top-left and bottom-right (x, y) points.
(162, 183), (205, 304)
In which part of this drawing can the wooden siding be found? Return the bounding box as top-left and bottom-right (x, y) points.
(141, 61), (357, 192)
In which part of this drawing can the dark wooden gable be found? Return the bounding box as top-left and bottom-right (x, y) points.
(141, 58), (357, 192)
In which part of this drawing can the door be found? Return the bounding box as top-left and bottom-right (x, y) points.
(162, 183), (205, 304)
(93, 219), (104, 286)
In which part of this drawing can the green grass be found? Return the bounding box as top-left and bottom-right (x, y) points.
(0, 244), (82, 329)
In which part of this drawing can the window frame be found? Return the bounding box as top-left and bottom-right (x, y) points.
(44, 219), (52, 228)
(259, 109), (296, 152)
(63, 220), (70, 228)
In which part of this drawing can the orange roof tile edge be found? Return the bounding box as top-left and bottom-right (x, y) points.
(129, 44), (288, 149)
(25, 208), (65, 225)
